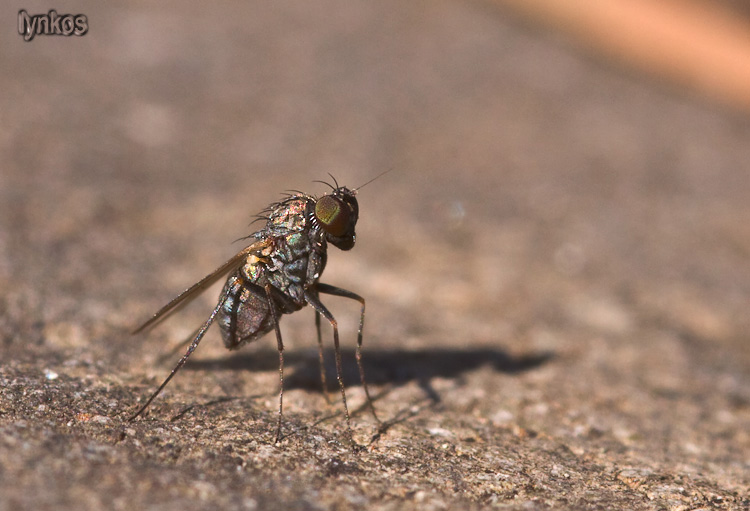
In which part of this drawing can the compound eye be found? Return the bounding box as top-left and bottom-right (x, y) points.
(315, 195), (350, 237)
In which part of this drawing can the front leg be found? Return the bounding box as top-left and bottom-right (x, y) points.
(304, 289), (354, 443)
(315, 283), (380, 424)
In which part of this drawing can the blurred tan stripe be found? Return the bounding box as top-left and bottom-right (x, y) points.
(492, 0), (750, 112)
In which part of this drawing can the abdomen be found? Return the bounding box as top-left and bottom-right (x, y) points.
(217, 273), (277, 350)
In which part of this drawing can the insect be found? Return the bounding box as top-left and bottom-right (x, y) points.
(130, 174), (386, 442)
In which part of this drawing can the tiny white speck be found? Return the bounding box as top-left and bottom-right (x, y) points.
(427, 427), (454, 438)
(44, 369), (59, 381)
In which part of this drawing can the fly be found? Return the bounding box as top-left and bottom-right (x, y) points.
(130, 172), (390, 443)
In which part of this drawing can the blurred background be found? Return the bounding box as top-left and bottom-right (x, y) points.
(1, 0), (748, 509)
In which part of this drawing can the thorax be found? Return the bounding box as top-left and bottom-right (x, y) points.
(240, 195), (327, 305)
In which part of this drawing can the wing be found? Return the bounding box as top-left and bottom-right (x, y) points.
(132, 239), (272, 335)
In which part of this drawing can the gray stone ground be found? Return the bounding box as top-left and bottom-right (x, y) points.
(1, 1), (748, 510)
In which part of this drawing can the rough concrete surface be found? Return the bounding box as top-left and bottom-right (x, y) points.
(1, 1), (748, 510)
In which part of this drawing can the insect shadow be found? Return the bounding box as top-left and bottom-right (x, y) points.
(187, 345), (554, 405)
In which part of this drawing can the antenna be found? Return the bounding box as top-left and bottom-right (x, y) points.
(354, 167), (395, 192)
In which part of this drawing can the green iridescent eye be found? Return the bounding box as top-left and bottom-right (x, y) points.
(315, 195), (349, 236)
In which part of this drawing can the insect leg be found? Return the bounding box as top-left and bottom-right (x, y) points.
(316, 283), (380, 423)
(129, 297), (225, 422)
(265, 284), (285, 444)
(315, 309), (331, 403)
(304, 290), (354, 438)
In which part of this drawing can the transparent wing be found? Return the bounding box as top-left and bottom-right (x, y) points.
(132, 239), (271, 334)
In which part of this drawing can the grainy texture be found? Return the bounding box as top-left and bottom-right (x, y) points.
(1, 1), (749, 510)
